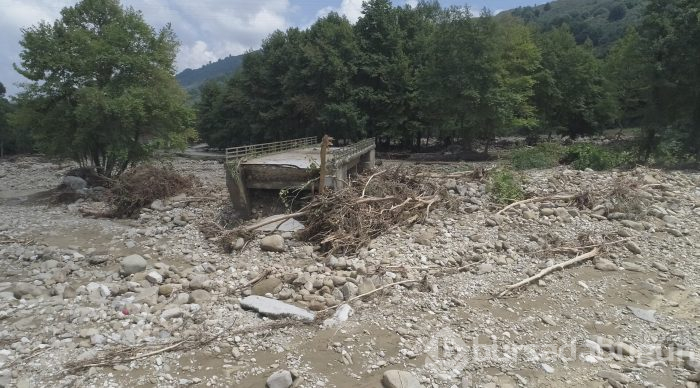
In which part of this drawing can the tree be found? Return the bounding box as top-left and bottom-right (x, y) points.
(354, 0), (411, 143)
(533, 25), (614, 138)
(604, 28), (650, 128)
(13, 0), (193, 176)
(639, 0), (700, 161)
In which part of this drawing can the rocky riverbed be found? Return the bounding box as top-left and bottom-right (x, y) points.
(0, 156), (698, 388)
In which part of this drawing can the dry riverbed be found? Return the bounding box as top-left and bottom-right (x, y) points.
(0, 156), (699, 388)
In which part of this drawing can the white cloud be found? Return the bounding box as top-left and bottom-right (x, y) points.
(177, 40), (218, 70)
(317, 0), (364, 23)
(405, 0), (418, 8)
(1, 0), (295, 94)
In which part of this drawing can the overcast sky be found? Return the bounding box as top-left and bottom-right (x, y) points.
(0, 0), (539, 95)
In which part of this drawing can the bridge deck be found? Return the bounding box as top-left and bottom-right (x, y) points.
(240, 146), (341, 169)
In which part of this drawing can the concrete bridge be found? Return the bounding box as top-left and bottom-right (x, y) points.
(224, 137), (376, 214)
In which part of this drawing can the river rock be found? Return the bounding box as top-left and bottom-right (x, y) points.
(266, 370), (293, 388)
(382, 370), (423, 388)
(252, 278), (282, 296)
(120, 254), (147, 276)
(260, 235), (285, 252)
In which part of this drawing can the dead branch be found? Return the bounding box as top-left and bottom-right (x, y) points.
(496, 247), (600, 298)
(317, 279), (419, 313)
(533, 238), (631, 254)
(361, 170), (386, 197)
(63, 318), (307, 374)
(242, 211), (308, 232)
(496, 194), (578, 215)
(230, 268), (272, 293)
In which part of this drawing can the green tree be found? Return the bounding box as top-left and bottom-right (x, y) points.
(13, 0), (193, 176)
(639, 0), (700, 161)
(354, 0), (411, 144)
(533, 25), (614, 138)
(604, 28), (650, 128)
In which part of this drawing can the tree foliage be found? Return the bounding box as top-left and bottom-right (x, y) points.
(13, 0), (193, 176)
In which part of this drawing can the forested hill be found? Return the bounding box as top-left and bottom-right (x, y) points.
(175, 54), (244, 91)
(503, 0), (647, 53)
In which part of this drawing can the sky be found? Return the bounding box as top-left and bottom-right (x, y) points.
(0, 0), (540, 95)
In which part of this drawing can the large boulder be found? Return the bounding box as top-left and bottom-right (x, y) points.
(120, 254), (147, 276)
(266, 370), (293, 388)
(62, 175), (88, 191)
(260, 235), (285, 252)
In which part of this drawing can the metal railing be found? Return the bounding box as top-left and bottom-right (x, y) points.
(331, 138), (376, 166)
(225, 137), (317, 162)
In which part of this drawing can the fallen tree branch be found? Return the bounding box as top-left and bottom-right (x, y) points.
(496, 247), (600, 298)
(230, 268), (272, 293)
(317, 279), (419, 313)
(242, 211), (308, 232)
(532, 238), (631, 254)
(496, 194), (578, 215)
(361, 170), (386, 197)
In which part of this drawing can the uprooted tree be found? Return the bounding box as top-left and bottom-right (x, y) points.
(12, 0), (194, 177)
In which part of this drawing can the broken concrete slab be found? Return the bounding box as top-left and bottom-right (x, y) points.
(627, 305), (656, 323)
(240, 295), (315, 321)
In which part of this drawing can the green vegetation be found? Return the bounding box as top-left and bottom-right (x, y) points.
(510, 143), (565, 170)
(1, 0), (698, 171)
(10, 0), (193, 176)
(195, 0), (700, 167)
(488, 169), (525, 204)
(504, 0), (646, 54)
(562, 143), (630, 171)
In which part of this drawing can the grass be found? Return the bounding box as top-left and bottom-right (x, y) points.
(510, 143), (565, 170)
(488, 169), (525, 204)
(509, 141), (632, 171)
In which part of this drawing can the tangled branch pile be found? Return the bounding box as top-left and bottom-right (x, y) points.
(107, 164), (197, 218)
(295, 169), (449, 255)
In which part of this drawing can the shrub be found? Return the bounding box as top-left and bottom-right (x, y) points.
(108, 164), (197, 218)
(488, 169), (525, 204)
(510, 143), (565, 170)
(562, 143), (629, 170)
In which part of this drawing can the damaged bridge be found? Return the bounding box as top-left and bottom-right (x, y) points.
(224, 137), (376, 215)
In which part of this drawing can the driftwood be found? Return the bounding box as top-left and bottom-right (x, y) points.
(497, 247), (600, 298)
(318, 279), (420, 313)
(242, 211), (308, 232)
(63, 318), (307, 373)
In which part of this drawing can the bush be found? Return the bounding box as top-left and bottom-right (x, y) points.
(108, 164), (197, 218)
(510, 143), (565, 170)
(488, 169), (525, 204)
(562, 143), (629, 170)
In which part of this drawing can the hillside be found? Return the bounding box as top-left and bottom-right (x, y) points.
(503, 0), (647, 53)
(175, 53), (244, 91)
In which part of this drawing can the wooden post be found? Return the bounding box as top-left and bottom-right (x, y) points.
(319, 135), (333, 194)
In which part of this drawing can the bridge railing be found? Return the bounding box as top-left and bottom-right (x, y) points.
(225, 137), (317, 162)
(331, 138), (376, 166)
